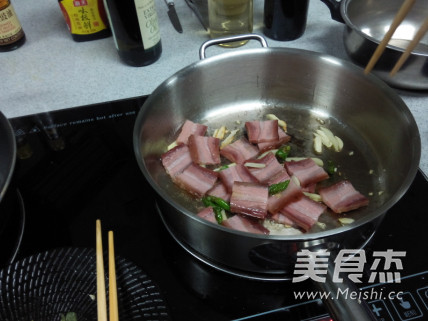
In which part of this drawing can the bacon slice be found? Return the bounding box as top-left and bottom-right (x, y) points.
(161, 144), (193, 178)
(246, 152), (290, 185)
(285, 158), (329, 187)
(207, 181), (231, 202)
(280, 196), (326, 231)
(267, 176), (303, 214)
(245, 120), (279, 144)
(302, 183), (316, 193)
(197, 207), (217, 224)
(220, 137), (259, 164)
(319, 180), (369, 213)
(218, 164), (257, 193)
(222, 215), (269, 235)
(257, 128), (291, 153)
(270, 213), (295, 226)
(188, 135), (221, 165)
(176, 120), (207, 145)
(174, 163), (218, 197)
(230, 182), (269, 219)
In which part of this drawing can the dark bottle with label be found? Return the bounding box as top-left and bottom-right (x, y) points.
(0, 0), (25, 52)
(263, 0), (309, 41)
(58, 0), (111, 42)
(103, 0), (162, 67)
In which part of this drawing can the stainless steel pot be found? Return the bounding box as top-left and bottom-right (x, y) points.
(134, 34), (420, 320)
(134, 33), (420, 274)
(0, 111), (16, 203)
(321, 0), (428, 90)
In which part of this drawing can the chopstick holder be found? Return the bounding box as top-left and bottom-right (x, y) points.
(364, 0), (416, 75)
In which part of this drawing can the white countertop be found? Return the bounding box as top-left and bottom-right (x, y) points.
(2, 0), (427, 175)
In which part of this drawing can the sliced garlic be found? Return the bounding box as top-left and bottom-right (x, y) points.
(316, 129), (333, 148)
(314, 133), (323, 154)
(167, 141), (178, 151)
(334, 135), (344, 152)
(220, 128), (239, 149)
(313, 126), (344, 153)
(339, 217), (355, 225)
(213, 125), (227, 139)
(286, 157), (324, 167)
(266, 113), (287, 132)
(244, 162), (266, 168)
(213, 163), (236, 171)
(316, 222), (326, 229)
(258, 149), (278, 159)
(303, 192), (322, 202)
(291, 175), (301, 187)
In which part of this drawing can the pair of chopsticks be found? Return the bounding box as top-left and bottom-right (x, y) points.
(364, 0), (428, 76)
(96, 220), (119, 321)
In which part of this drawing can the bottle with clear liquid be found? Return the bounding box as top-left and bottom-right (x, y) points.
(208, 0), (253, 47)
(0, 0), (25, 52)
(103, 0), (162, 66)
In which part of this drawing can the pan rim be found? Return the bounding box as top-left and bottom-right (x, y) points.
(0, 111), (16, 203)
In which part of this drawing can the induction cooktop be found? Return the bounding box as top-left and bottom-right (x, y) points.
(3, 96), (428, 321)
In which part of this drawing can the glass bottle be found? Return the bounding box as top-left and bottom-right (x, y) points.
(263, 0), (309, 41)
(208, 0), (253, 48)
(58, 0), (111, 42)
(0, 0), (25, 52)
(103, 0), (162, 67)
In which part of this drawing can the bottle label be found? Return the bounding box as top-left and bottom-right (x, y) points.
(0, 3), (24, 45)
(59, 0), (108, 35)
(134, 0), (160, 50)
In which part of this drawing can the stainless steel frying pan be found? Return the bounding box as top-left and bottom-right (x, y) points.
(321, 0), (428, 90)
(0, 111), (16, 203)
(134, 34), (421, 320)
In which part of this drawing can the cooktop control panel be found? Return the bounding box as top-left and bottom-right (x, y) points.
(237, 271), (428, 321)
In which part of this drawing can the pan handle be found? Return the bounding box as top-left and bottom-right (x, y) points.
(199, 34), (268, 60)
(314, 255), (378, 321)
(318, 0), (345, 23)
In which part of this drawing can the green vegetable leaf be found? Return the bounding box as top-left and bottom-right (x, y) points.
(213, 207), (226, 224)
(326, 160), (336, 175)
(269, 180), (290, 195)
(275, 145), (291, 161)
(202, 195), (230, 211)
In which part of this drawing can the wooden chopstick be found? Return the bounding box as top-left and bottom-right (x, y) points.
(364, 0), (417, 75)
(390, 17), (428, 76)
(108, 231), (119, 321)
(96, 220), (108, 321)
(96, 220), (119, 321)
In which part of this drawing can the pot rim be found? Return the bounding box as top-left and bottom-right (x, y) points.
(133, 46), (421, 242)
(0, 111), (16, 203)
(340, 0), (428, 58)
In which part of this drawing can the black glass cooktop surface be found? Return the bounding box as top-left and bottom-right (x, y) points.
(3, 96), (428, 321)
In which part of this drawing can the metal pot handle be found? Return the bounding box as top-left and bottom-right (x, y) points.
(318, 0), (345, 23)
(199, 34), (268, 60)
(315, 262), (378, 321)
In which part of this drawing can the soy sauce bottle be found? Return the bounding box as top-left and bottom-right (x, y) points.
(103, 0), (162, 67)
(0, 0), (25, 52)
(263, 0), (309, 41)
(58, 0), (111, 42)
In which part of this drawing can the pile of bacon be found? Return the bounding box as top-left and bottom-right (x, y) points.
(161, 118), (369, 235)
